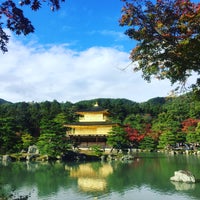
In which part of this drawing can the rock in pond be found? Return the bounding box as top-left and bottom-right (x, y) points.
(170, 170), (195, 183)
(27, 145), (39, 154)
(2, 155), (12, 162)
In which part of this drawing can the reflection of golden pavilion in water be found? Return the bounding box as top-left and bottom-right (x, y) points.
(66, 163), (113, 192)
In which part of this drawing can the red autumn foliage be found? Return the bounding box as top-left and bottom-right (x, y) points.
(125, 125), (145, 142)
(181, 118), (200, 132)
(143, 123), (160, 141)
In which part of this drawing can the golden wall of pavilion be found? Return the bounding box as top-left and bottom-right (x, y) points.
(71, 126), (112, 136)
(78, 112), (108, 122)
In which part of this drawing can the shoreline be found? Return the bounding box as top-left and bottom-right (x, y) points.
(1, 148), (200, 163)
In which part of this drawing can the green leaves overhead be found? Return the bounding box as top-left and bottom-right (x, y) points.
(120, 0), (200, 91)
(0, 0), (34, 52)
(0, 0), (65, 53)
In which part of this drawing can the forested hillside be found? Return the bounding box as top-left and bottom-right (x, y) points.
(0, 94), (200, 154)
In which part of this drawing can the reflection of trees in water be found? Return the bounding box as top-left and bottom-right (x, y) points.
(34, 163), (68, 196)
(106, 154), (200, 199)
(1, 155), (200, 199)
(0, 162), (73, 198)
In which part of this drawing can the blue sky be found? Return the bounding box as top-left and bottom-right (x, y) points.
(21, 0), (134, 51)
(0, 0), (195, 103)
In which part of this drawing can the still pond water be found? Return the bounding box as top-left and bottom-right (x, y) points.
(1, 153), (200, 200)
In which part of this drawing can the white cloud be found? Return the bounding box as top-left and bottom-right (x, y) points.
(0, 36), (182, 103)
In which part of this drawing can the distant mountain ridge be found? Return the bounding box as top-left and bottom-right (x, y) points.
(0, 98), (12, 104)
(0, 97), (166, 105)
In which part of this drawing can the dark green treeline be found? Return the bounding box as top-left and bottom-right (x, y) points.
(0, 93), (200, 154)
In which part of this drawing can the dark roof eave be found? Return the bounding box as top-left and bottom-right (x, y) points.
(64, 122), (120, 126)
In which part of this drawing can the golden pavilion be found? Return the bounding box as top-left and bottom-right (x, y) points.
(64, 102), (118, 148)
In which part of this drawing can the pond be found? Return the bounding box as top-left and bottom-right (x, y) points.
(1, 153), (200, 200)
